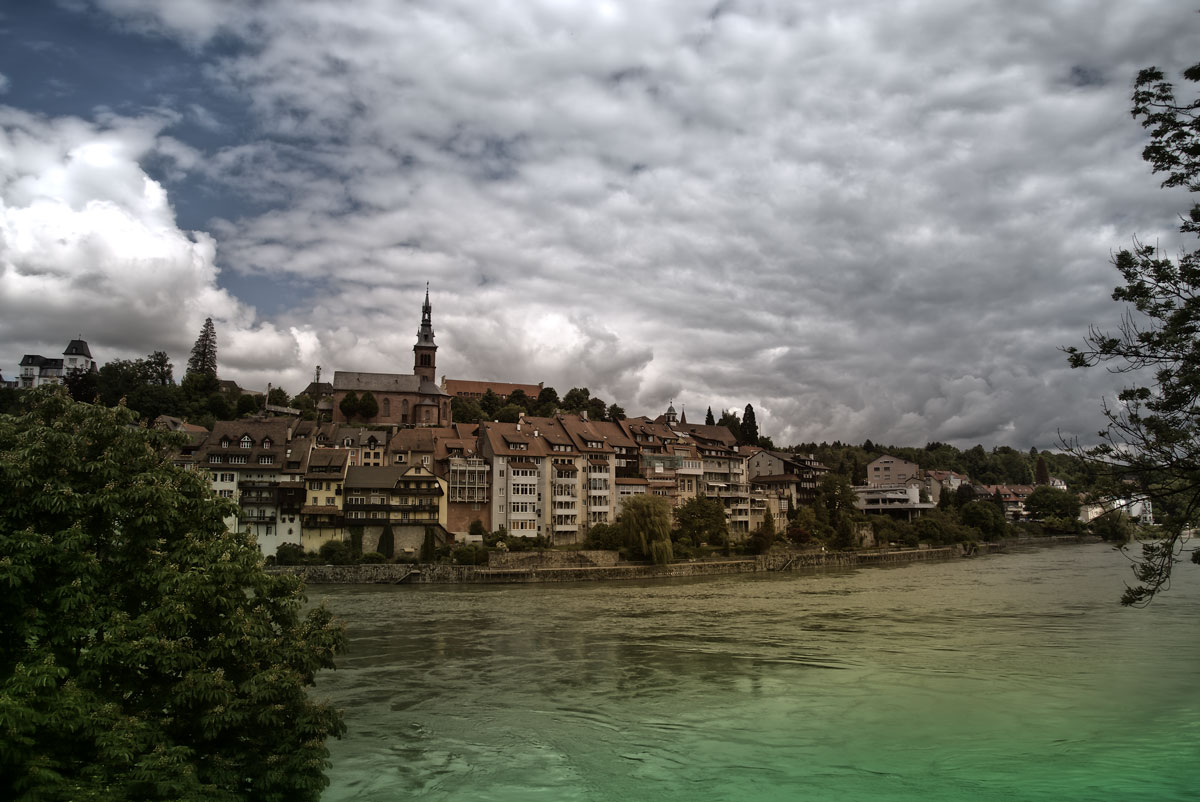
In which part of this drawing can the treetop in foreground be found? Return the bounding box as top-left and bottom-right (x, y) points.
(1066, 61), (1200, 605)
(0, 387), (346, 801)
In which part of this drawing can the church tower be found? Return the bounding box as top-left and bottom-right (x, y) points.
(413, 285), (437, 383)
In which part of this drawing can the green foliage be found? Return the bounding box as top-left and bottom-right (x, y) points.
(348, 525), (364, 557)
(378, 525), (395, 559)
(452, 543), (489, 565)
(673, 495), (728, 547)
(468, 519), (487, 540)
(741, 403), (759, 446)
(185, 316), (218, 379)
(318, 539), (354, 564)
(339, 391), (359, 421)
(606, 402), (625, 421)
(479, 389), (503, 417)
(620, 494), (673, 563)
(452, 396), (486, 423)
(583, 522), (624, 551)
(705, 406), (715, 426)
(747, 508), (776, 554)
(561, 387), (590, 412)
(494, 403), (523, 423)
(420, 527), (438, 563)
(1063, 63), (1200, 604)
(1024, 486), (1082, 522)
(360, 551), (387, 564)
(235, 393), (260, 417)
(63, 365), (99, 402)
(960, 500), (1008, 541)
(1035, 455), (1051, 485)
(1089, 510), (1134, 543)
(267, 386), (291, 407)
(357, 391), (379, 420)
(275, 541), (306, 565)
(0, 387), (345, 801)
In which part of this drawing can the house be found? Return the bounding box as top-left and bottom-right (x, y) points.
(747, 449), (829, 508)
(18, 338), (96, 388)
(865, 455), (920, 487)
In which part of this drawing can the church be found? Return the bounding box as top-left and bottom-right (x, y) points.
(330, 288), (452, 426)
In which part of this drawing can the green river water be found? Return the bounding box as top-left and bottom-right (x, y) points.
(312, 543), (1199, 801)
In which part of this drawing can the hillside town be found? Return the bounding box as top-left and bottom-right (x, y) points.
(6, 292), (1150, 561)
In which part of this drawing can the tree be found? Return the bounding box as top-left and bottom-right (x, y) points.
(748, 507), (776, 554)
(267, 386), (291, 407)
(705, 406), (715, 426)
(716, 409), (742, 442)
(63, 365), (99, 402)
(452, 396), (485, 423)
(185, 317), (218, 379)
(606, 402), (625, 421)
(378, 525), (395, 559)
(561, 387), (590, 412)
(1035, 455), (1051, 486)
(339, 391), (360, 421)
(1065, 62), (1200, 604)
(145, 350), (174, 385)
(960, 500), (1007, 541)
(586, 396), (608, 421)
(358, 391), (379, 420)
(620, 494), (673, 564)
(1024, 486), (1082, 522)
(420, 527), (438, 562)
(236, 393), (260, 417)
(741, 404), (759, 446)
(0, 387), (345, 800)
(479, 388), (502, 418)
(506, 389), (531, 411)
(673, 495), (728, 547)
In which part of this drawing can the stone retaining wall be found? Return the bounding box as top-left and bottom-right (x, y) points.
(269, 535), (1099, 585)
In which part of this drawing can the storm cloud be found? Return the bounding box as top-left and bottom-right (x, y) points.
(1, 0), (1196, 447)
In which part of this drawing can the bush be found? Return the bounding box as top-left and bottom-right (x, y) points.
(360, 551), (387, 564)
(452, 543), (489, 565)
(276, 541), (306, 565)
(318, 539), (354, 565)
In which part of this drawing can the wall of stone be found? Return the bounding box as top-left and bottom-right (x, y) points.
(486, 550), (619, 569)
(269, 536), (1098, 585)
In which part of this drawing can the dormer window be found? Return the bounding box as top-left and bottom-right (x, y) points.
(240, 436), (253, 448)
(220, 438), (232, 448)
(344, 438), (353, 446)
(262, 437), (273, 448)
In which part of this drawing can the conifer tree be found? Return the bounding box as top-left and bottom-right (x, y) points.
(705, 406), (715, 426)
(339, 391), (360, 421)
(185, 317), (218, 379)
(742, 403), (759, 446)
(358, 391), (379, 420)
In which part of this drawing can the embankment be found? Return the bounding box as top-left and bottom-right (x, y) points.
(271, 535), (1098, 585)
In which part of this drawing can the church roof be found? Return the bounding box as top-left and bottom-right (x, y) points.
(332, 371), (449, 396)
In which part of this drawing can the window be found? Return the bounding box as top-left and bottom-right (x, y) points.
(220, 438), (232, 448)
(258, 456), (274, 465)
(263, 438), (273, 448)
(209, 455), (223, 464)
(326, 496), (335, 505)
(229, 455), (247, 464)
(240, 436), (252, 448)
(219, 490), (233, 498)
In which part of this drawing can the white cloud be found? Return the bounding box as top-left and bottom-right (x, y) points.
(7, 1), (1195, 445)
(0, 107), (315, 390)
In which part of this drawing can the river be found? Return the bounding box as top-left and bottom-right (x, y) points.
(311, 543), (1199, 800)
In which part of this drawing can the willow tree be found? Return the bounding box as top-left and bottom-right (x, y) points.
(0, 387), (346, 800)
(621, 494), (674, 565)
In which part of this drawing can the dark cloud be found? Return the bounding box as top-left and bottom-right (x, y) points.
(1, 0), (1195, 449)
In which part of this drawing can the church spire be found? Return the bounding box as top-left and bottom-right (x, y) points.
(413, 284), (437, 382)
(417, 283), (435, 346)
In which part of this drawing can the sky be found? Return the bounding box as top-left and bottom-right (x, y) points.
(0, 1), (1196, 450)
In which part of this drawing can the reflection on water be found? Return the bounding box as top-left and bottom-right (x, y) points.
(313, 544), (1200, 801)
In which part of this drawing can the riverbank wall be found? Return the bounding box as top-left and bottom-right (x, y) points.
(270, 535), (1099, 585)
